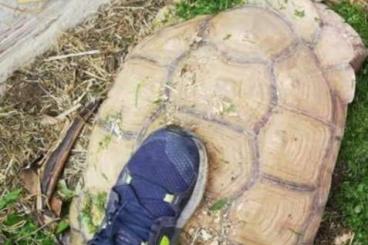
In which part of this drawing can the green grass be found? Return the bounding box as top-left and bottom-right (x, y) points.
(333, 1), (368, 46)
(330, 2), (368, 244)
(175, 0), (245, 20)
(334, 65), (368, 244)
(0, 190), (55, 245)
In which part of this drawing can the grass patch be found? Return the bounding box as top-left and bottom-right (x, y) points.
(0, 190), (55, 245)
(1, 214), (55, 245)
(324, 2), (368, 244)
(331, 65), (368, 245)
(175, 0), (245, 20)
(333, 1), (368, 46)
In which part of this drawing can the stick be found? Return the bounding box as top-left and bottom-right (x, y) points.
(41, 100), (101, 202)
(44, 50), (101, 61)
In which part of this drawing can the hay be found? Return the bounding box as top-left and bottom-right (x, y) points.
(0, 0), (166, 219)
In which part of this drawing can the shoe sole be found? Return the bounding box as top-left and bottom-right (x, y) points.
(176, 134), (208, 229)
(164, 126), (208, 244)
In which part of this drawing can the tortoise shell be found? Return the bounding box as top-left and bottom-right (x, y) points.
(70, 0), (367, 244)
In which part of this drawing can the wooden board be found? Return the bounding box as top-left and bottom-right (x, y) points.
(0, 0), (110, 83)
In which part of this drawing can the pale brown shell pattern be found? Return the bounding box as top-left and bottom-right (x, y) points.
(69, 1), (367, 244)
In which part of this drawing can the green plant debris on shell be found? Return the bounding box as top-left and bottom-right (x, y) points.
(102, 112), (123, 128)
(222, 101), (237, 115)
(294, 9), (305, 18)
(80, 192), (107, 234)
(223, 34), (232, 40)
(135, 81), (145, 108)
(209, 198), (229, 211)
(100, 112), (124, 138)
(99, 134), (113, 151)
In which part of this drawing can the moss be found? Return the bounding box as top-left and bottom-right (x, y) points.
(80, 192), (107, 234)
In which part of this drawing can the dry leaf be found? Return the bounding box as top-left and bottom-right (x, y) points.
(20, 168), (40, 196)
(334, 231), (355, 245)
(50, 196), (63, 217)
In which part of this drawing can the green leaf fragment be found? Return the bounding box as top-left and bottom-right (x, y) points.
(57, 180), (75, 201)
(294, 9), (305, 18)
(0, 189), (22, 210)
(210, 198), (228, 211)
(56, 219), (70, 234)
(135, 81), (144, 107)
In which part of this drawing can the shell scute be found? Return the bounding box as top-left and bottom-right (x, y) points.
(207, 7), (295, 60)
(247, 0), (321, 43)
(258, 109), (331, 186)
(130, 16), (208, 66)
(274, 45), (333, 122)
(228, 182), (312, 245)
(170, 46), (273, 132)
(98, 59), (167, 134)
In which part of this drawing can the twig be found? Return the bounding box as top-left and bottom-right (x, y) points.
(349, 233), (355, 245)
(44, 50), (101, 61)
(190, 228), (201, 245)
(55, 103), (82, 121)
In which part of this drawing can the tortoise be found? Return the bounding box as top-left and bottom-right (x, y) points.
(69, 0), (367, 244)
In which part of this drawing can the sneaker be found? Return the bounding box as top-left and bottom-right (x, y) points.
(89, 126), (208, 245)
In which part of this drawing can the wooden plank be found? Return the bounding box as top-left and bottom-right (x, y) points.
(0, 0), (110, 83)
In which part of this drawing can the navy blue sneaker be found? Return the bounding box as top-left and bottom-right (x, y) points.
(89, 126), (208, 245)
